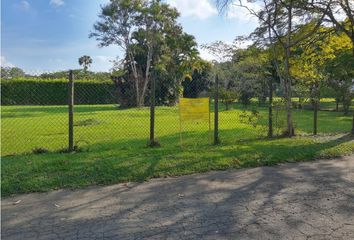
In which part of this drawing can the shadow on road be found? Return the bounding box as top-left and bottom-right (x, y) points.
(2, 156), (354, 239)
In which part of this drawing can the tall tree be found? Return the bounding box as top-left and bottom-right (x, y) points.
(310, 0), (353, 53)
(90, 0), (142, 106)
(78, 55), (93, 72)
(91, 0), (189, 107)
(0, 67), (25, 79)
(291, 25), (351, 134)
(216, 0), (328, 136)
(109, 12), (201, 107)
(309, 0), (354, 133)
(325, 47), (354, 115)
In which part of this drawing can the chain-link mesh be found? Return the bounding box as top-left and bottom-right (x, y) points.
(1, 70), (353, 157)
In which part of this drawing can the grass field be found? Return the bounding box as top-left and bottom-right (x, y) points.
(2, 101), (354, 196)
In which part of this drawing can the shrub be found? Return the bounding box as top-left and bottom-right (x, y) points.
(1, 78), (118, 105)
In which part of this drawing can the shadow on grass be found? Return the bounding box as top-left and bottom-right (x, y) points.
(1, 128), (353, 196)
(1, 105), (120, 118)
(2, 144), (354, 239)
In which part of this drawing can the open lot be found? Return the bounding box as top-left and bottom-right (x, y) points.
(2, 102), (352, 156)
(2, 102), (354, 196)
(2, 0), (353, 238)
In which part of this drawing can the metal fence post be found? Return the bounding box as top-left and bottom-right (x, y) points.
(214, 74), (219, 144)
(68, 70), (74, 152)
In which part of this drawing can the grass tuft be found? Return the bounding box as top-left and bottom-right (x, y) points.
(32, 147), (49, 154)
(74, 118), (102, 127)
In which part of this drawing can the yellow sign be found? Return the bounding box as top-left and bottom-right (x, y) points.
(179, 98), (211, 147)
(179, 98), (210, 121)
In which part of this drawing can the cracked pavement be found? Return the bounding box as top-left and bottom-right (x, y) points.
(2, 156), (354, 239)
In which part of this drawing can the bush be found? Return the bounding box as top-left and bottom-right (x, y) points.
(238, 90), (253, 106)
(209, 88), (238, 110)
(1, 78), (118, 105)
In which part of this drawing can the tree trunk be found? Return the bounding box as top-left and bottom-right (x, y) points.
(284, 46), (294, 137)
(351, 40), (354, 134)
(267, 17), (275, 138)
(140, 47), (153, 107)
(135, 78), (140, 108)
(298, 97), (303, 109)
(344, 103), (350, 115)
(127, 50), (141, 108)
(313, 100), (318, 135)
(352, 110), (354, 135)
(149, 71), (157, 146)
(284, 3), (294, 137)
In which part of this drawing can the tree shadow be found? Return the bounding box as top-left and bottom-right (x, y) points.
(1, 105), (121, 119)
(2, 130), (352, 197)
(2, 155), (353, 239)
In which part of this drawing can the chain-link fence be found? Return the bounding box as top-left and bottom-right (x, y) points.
(1, 70), (353, 156)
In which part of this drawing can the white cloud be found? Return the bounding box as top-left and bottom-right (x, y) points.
(92, 56), (116, 72)
(94, 56), (115, 64)
(198, 47), (217, 62)
(167, 0), (217, 19)
(0, 56), (15, 68)
(50, 0), (65, 7)
(20, 0), (30, 10)
(14, 0), (31, 12)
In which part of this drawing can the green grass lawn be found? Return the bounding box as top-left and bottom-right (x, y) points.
(2, 102), (354, 197)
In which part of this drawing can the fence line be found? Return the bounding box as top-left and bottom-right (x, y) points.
(1, 69), (353, 156)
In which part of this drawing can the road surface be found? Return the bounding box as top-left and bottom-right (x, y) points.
(2, 156), (354, 239)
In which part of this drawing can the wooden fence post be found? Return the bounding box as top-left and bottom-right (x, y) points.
(214, 74), (220, 145)
(268, 78), (273, 138)
(68, 70), (74, 152)
(149, 71), (156, 147)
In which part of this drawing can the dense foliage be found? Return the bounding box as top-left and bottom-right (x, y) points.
(1, 78), (117, 105)
(39, 70), (111, 81)
(1, 67), (26, 79)
(91, 0), (207, 107)
(2, 0), (353, 137)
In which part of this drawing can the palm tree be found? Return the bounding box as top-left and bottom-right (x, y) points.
(78, 55), (93, 72)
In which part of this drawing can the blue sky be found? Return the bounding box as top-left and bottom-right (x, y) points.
(1, 0), (258, 72)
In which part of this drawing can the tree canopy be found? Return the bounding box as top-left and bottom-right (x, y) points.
(91, 0), (207, 107)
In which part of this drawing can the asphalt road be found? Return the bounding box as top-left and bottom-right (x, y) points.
(2, 156), (354, 240)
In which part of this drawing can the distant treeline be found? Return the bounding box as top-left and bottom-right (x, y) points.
(1, 78), (118, 105)
(39, 70), (112, 81)
(1, 67), (112, 82)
